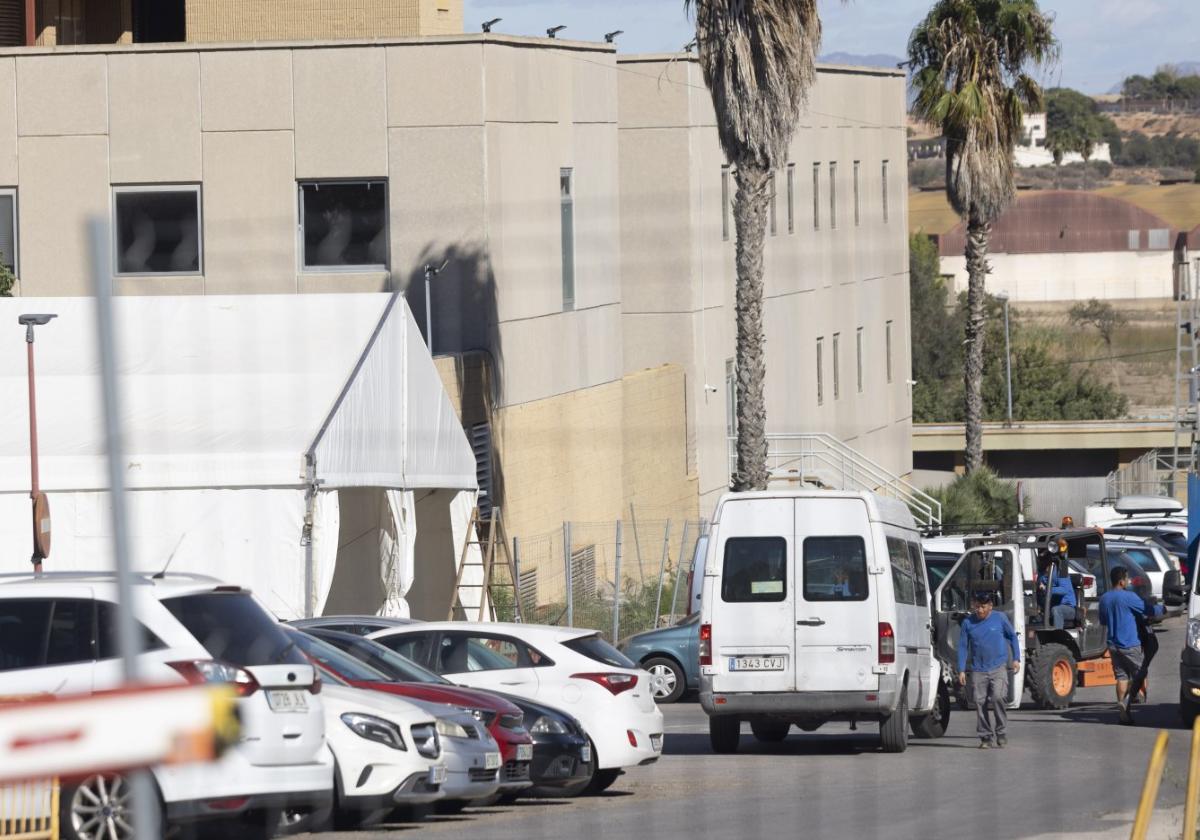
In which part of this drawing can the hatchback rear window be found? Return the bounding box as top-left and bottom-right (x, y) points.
(563, 635), (636, 668)
(287, 630), (388, 681)
(721, 537), (787, 602)
(803, 536), (868, 602)
(162, 592), (306, 667)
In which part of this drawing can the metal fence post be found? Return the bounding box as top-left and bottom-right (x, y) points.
(563, 522), (573, 627)
(613, 520), (623, 644)
(653, 520), (671, 628)
(669, 520), (691, 618)
(512, 535), (522, 622)
(629, 502), (644, 578)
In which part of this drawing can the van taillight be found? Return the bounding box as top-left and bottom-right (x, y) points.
(1081, 576), (1095, 589)
(167, 660), (259, 697)
(699, 623), (712, 666)
(878, 623), (895, 665)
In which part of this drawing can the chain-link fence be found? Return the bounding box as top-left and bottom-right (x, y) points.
(491, 514), (708, 644)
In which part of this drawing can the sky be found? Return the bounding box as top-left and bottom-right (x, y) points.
(463, 0), (1200, 94)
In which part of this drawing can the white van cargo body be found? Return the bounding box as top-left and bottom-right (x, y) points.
(699, 490), (946, 754)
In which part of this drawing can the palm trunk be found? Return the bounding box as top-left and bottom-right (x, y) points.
(731, 164), (771, 491)
(963, 214), (989, 474)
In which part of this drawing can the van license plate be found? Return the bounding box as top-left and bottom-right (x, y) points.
(266, 690), (309, 713)
(729, 656), (784, 671)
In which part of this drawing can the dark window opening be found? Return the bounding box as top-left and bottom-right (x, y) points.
(299, 180), (388, 269)
(114, 188), (201, 274)
(133, 0), (185, 43)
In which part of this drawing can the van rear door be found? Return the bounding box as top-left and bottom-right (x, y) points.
(793, 497), (878, 692)
(709, 498), (795, 694)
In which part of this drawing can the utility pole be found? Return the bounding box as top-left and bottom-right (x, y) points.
(18, 313), (56, 574)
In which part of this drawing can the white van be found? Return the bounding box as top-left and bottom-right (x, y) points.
(698, 490), (946, 754)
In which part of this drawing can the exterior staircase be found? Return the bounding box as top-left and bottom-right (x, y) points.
(728, 432), (942, 527)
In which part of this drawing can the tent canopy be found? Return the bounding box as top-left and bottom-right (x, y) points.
(0, 293), (477, 494)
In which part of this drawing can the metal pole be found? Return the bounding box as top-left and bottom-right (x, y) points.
(424, 268), (433, 354)
(90, 220), (159, 839)
(1131, 730), (1169, 840)
(1003, 297), (1013, 427)
(24, 328), (39, 574)
(613, 520), (622, 644)
(563, 522), (573, 627)
(653, 520), (671, 629)
(669, 520), (691, 619)
(512, 536), (522, 622)
(628, 502), (644, 578)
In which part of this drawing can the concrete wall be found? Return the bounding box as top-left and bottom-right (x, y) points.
(618, 56), (914, 512)
(186, 0), (462, 41)
(942, 250), (1174, 301)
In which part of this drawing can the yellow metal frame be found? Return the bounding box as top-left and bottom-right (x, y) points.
(0, 778), (59, 840)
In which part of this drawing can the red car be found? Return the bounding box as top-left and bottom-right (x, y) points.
(287, 627), (534, 792)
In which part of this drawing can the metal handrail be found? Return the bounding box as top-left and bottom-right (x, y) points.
(727, 433), (943, 526)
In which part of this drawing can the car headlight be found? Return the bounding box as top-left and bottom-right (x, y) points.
(530, 715), (570, 735)
(341, 712), (406, 750)
(1188, 619), (1200, 653)
(436, 718), (471, 739)
(456, 706), (496, 725)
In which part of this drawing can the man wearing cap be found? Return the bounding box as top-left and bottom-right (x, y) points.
(1037, 553), (1078, 630)
(1099, 565), (1146, 725)
(957, 591), (1021, 749)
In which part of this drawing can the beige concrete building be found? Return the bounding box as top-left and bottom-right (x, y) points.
(0, 34), (913, 562)
(618, 55), (914, 510)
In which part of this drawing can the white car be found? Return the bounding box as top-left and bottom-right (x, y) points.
(0, 572), (333, 840)
(365, 622), (664, 792)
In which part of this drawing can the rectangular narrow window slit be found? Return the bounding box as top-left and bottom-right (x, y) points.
(812, 163), (820, 230)
(721, 165), (731, 242)
(816, 337), (824, 406)
(561, 167), (575, 311)
(882, 160), (890, 223)
(829, 162), (837, 230)
(853, 161), (861, 227)
(768, 172), (777, 236)
(856, 327), (864, 394)
(886, 321), (894, 384)
(0, 189), (17, 275)
(832, 332), (841, 399)
(786, 164), (795, 234)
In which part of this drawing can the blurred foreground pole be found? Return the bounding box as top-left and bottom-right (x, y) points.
(653, 521), (670, 629)
(89, 219), (160, 839)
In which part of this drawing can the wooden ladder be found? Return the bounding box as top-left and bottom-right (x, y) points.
(448, 507), (522, 622)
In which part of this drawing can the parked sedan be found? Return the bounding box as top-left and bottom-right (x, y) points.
(284, 627), (533, 795)
(619, 613), (700, 704)
(302, 628), (592, 796)
(365, 622), (665, 794)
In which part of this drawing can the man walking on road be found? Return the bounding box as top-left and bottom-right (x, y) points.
(957, 591), (1021, 749)
(1099, 566), (1146, 725)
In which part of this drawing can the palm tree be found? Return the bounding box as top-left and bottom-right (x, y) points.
(685, 0), (826, 491)
(908, 0), (1056, 474)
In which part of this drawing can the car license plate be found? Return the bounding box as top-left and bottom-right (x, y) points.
(266, 690), (309, 713)
(485, 752), (501, 770)
(729, 656), (785, 672)
(650, 734), (663, 753)
(428, 765), (447, 785)
(516, 743), (533, 762)
(580, 744), (591, 764)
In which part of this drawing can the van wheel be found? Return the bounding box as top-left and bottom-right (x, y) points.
(709, 715), (741, 754)
(1028, 643), (1076, 710)
(643, 657), (686, 704)
(879, 685), (909, 753)
(1182, 688), (1200, 727)
(749, 720), (790, 743)
(910, 680), (951, 739)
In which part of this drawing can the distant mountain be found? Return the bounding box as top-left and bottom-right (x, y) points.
(818, 52), (906, 70)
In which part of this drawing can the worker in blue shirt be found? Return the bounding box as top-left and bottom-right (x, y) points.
(957, 591), (1021, 749)
(1037, 555), (1077, 629)
(1099, 565), (1147, 725)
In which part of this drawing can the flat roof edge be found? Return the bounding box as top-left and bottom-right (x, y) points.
(618, 53), (905, 78)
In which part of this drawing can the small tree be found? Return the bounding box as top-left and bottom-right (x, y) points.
(1068, 298), (1127, 349)
(925, 467), (1025, 526)
(0, 256), (13, 297)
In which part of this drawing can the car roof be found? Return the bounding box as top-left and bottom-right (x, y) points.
(370, 621), (595, 643)
(0, 570), (240, 598)
(292, 615), (420, 626)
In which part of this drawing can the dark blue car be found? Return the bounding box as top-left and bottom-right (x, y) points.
(619, 613), (700, 704)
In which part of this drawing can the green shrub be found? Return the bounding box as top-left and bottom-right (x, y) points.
(924, 467), (1026, 526)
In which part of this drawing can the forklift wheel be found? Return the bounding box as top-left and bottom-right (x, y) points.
(1028, 643), (1077, 710)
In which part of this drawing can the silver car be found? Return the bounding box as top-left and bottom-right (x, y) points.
(406, 702), (502, 812)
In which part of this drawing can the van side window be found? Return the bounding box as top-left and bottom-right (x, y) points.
(907, 542), (928, 604)
(803, 537), (868, 602)
(886, 537), (916, 605)
(0, 599), (52, 672)
(721, 537), (787, 602)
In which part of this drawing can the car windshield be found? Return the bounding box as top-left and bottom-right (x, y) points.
(1111, 547), (1159, 572)
(287, 629), (391, 682)
(563, 634), (637, 669)
(162, 591), (307, 667)
(315, 632), (450, 685)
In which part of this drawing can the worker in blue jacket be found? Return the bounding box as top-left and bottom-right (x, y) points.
(1037, 555), (1077, 629)
(957, 591), (1021, 749)
(1099, 565), (1147, 725)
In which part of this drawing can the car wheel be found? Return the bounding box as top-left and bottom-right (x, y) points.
(585, 769), (623, 795)
(879, 684), (909, 754)
(1027, 643), (1076, 710)
(1182, 687), (1200, 727)
(62, 773), (162, 840)
(643, 656), (686, 703)
(709, 715), (741, 754)
(749, 720), (790, 743)
(910, 679), (951, 739)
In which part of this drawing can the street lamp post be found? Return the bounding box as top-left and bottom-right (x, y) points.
(423, 260), (447, 355)
(997, 292), (1013, 427)
(18, 313), (57, 574)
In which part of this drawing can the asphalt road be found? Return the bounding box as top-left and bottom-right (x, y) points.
(296, 615), (1195, 840)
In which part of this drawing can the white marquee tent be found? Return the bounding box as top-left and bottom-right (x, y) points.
(0, 293), (480, 619)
